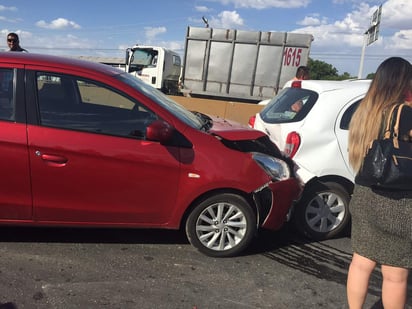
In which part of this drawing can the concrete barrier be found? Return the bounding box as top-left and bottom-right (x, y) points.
(169, 96), (264, 126)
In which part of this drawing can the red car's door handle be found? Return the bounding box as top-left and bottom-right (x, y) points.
(36, 151), (68, 167)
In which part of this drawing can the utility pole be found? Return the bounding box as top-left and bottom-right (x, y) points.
(358, 4), (382, 79)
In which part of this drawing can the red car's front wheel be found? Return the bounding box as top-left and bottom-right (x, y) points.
(185, 193), (256, 257)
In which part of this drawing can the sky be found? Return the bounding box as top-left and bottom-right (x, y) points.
(1, 0), (411, 78)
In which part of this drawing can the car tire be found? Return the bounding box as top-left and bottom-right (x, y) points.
(293, 181), (351, 240)
(185, 193), (256, 257)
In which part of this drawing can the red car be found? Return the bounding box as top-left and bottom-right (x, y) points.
(0, 52), (302, 257)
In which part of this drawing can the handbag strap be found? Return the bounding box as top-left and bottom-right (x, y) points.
(392, 104), (405, 148)
(383, 103), (405, 148)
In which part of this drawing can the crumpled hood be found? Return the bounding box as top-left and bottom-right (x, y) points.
(207, 115), (295, 176)
(209, 116), (266, 141)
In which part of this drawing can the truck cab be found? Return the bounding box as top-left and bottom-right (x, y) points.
(125, 45), (181, 94)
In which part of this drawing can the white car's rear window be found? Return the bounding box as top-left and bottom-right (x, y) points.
(260, 88), (318, 124)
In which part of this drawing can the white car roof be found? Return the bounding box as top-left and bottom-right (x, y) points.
(284, 79), (371, 94)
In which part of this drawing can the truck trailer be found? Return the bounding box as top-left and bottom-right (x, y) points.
(180, 26), (314, 102)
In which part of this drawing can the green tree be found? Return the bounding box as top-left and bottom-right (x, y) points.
(366, 73), (375, 79)
(307, 58), (357, 80)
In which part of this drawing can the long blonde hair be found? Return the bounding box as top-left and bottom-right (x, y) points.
(349, 57), (412, 173)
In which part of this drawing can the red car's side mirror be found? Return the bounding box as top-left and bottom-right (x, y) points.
(146, 120), (174, 143)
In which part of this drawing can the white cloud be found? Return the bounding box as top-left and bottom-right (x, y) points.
(287, 1), (412, 76)
(210, 10), (244, 28)
(35, 34), (86, 49)
(0, 5), (19, 23)
(386, 29), (412, 50)
(0, 17), (22, 23)
(381, 0), (412, 29)
(10, 33), (90, 56)
(298, 15), (328, 26)
(214, 0), (310, 9)
(334, 3), (373, 33)
(144, 26), (167, 40)
(154, 40), (184, 52)
(195, 6), (212, 12)
(294, 1), (412, 53)
(0, 5), (17, 12)
(294, 2), (386, 49)
(35, 18), (81, 30)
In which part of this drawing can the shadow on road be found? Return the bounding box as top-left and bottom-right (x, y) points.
(249, 223), (412, 308)
(0, 221), (320, 248)
(0, 303), (18, 309)
(0, 221), (312, 249)
(0, 226), (189, 245)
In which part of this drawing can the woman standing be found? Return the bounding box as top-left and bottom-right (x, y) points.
(347, 57), (412, 308)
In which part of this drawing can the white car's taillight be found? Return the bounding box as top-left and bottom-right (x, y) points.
(248, 115), (256, 128)
(284, 131), (301, 158)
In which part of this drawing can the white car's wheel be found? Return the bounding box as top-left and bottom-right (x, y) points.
(294, 182), (351, 240)
(185, 193), (256, 257)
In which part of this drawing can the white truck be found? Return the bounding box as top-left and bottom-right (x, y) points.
(125, 26), (313, 102)
(125, 45), (181, 94)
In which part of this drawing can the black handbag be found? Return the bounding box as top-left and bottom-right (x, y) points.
(355, 103), (412, 190)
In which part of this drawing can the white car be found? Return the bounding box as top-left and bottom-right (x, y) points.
(250, 79), (371, 240)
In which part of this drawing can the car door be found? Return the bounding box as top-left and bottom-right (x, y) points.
(27, 71), (181, 225)
(335, 99), (362, 180)
(0, 67), (32, 220)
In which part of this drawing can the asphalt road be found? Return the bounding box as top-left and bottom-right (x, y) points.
(0, 224), (411, 309)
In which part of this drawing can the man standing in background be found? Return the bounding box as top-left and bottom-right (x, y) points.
(283, 65), (310, 88)
(292, 66), (310, 81)
(7, 33), (28, 52)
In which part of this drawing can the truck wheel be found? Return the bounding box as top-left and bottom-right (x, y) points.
(185, 193), (256, 257)
(293, 181), (351, 240)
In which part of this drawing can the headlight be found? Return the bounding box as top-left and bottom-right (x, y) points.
(252, 152), (291, 181)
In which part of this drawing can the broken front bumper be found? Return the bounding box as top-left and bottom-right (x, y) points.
(254, 178), (303, 231)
